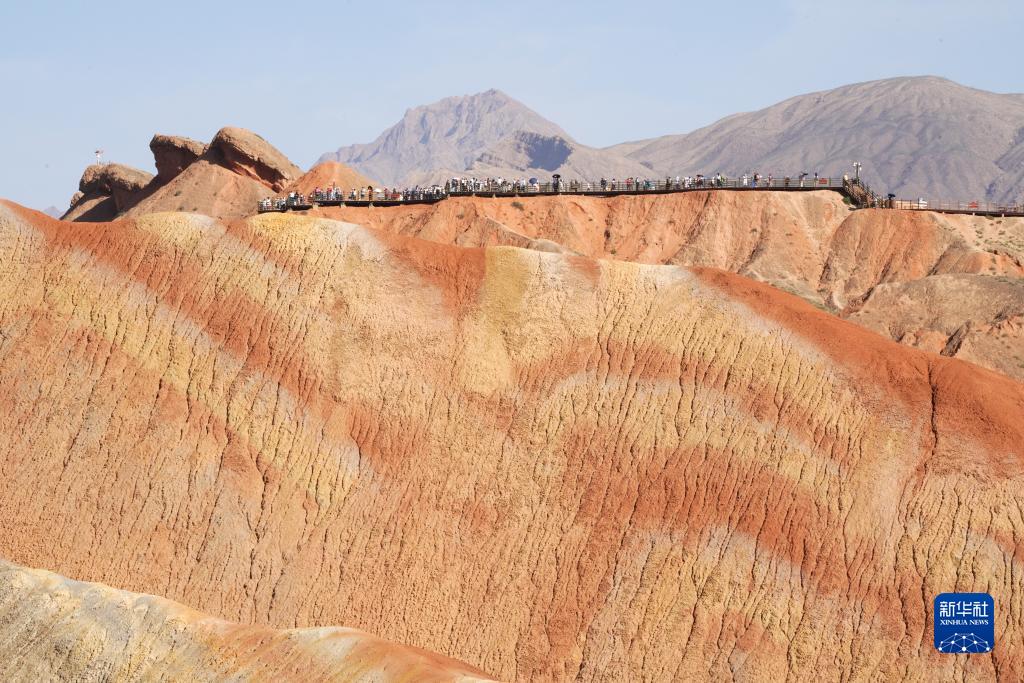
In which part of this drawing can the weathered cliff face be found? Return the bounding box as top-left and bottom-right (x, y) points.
(0, 559), (496, 682)
(150, 134), (208, 181)
(63, 127), (354, 222)
(317, 191), (851, 288)
(845, 273), (1024, 380)
(316, 192), (1024, 382)
(0, 200), (1021, 681)
(820, 209), (1024, 306)
(207, 126), (302, 192)
(63, 163), (156, 222)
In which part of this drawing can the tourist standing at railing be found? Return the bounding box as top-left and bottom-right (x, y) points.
(255, 169), (922, 213)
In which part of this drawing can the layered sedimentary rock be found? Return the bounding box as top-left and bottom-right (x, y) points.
(63, 163), (155, 222)
(150, 134), (208, 181)
(847, 273), (1024, 379)
(64, 127), (336, 221)
(317, 189), (850, 298)
(207, 126), (301, 192)
(125, 160), (274, 219)
(0, 200), (1021, 681)
(820, 208), (1024, 307)
(0, 559), (495, 682)
(316, 191), (1024, 381)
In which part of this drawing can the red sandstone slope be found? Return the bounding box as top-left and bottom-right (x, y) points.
(125, 160), (273, 219)
(287, 161), (377, 195)
(0, 559), (496, 682)
(314, 192), (1024, 382)
(0, 199), (1022, 681)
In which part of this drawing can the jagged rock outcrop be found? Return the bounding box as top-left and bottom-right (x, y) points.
(78, 163), (154, 202)
(0, 200), (1021, 681)
(63, 127), (320, 222)
(63, 163), (155, 221)
(150, 134), (207, 181)
(0, 559), (496, 682)
(314, 192), (1024, 381)
(207, 126), (301, 192)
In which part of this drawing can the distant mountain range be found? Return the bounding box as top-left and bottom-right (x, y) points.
(318, 89), (652, 186)
(320, 77), (1024, 202)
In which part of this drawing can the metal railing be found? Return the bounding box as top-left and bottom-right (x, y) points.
(448, 176), (848, 194)
(257, 175), (863, 213)
(254, 177), (1024, 219)
(259, 196), (312, 212)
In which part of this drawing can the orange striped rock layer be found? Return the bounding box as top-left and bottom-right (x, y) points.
(0, 559), (495, 682)
(314, 191), (1024, 382)
(0, 201), (1022, 681)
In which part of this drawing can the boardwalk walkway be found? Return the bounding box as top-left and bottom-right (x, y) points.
(258, 177), (1024, 218)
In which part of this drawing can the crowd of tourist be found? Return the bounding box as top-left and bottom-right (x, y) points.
(259, 185), (448, 211)
(444, 172), (835, 193)
(257, 171), (852, 213)
(254, 170), (1024, 216)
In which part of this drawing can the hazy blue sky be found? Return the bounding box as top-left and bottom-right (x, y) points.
(1, 0), (1019, 210)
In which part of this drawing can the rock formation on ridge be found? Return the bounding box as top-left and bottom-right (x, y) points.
(62, 127), (348, 222)
(150, 134), (208, 181)
(206, 126), (302, 192)
(63, 163), (155, 222)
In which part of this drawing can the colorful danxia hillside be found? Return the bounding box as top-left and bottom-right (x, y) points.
(2, 25), (1023, 678)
